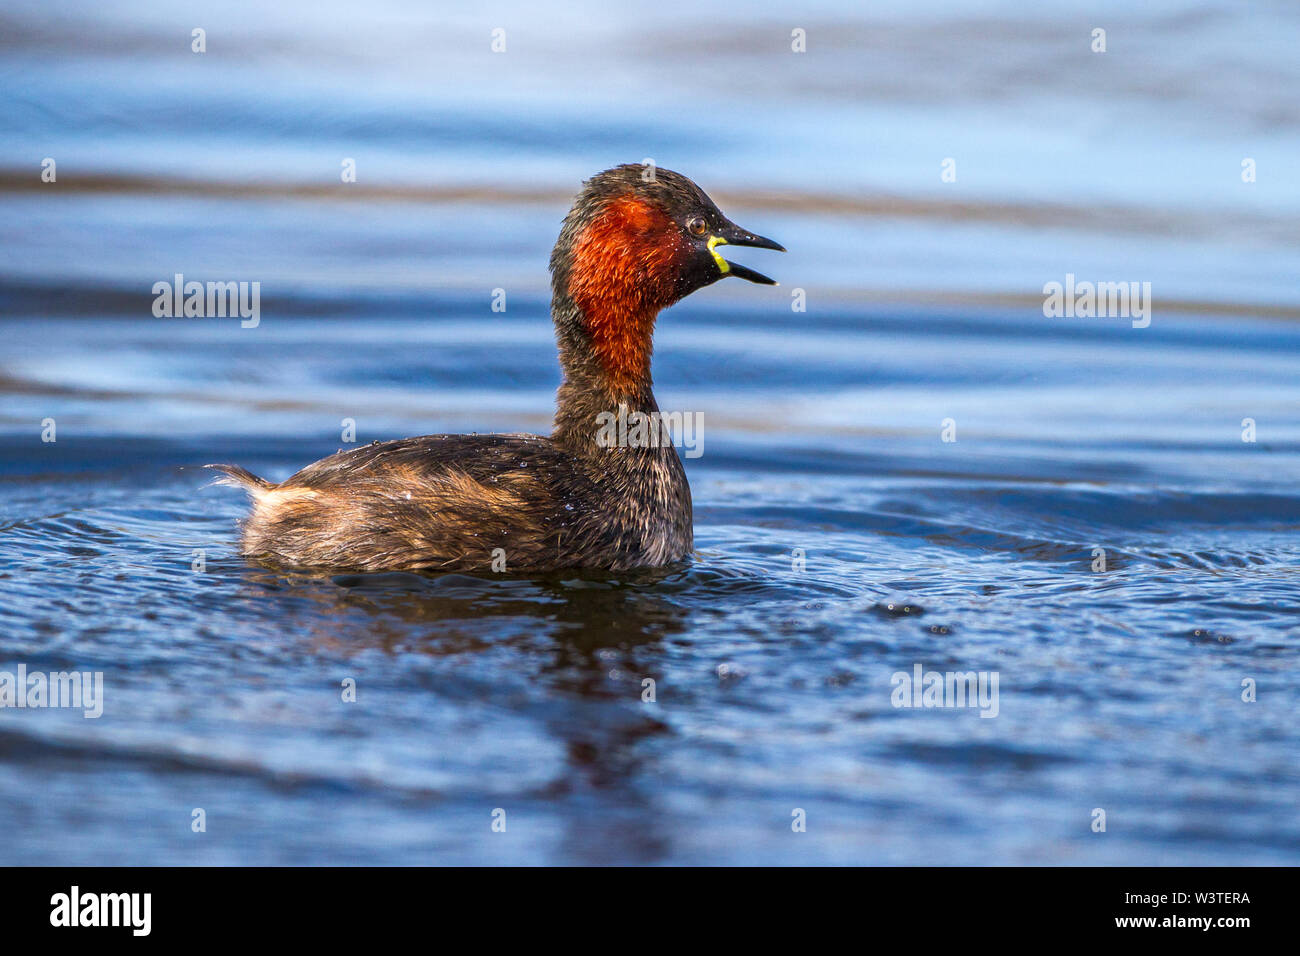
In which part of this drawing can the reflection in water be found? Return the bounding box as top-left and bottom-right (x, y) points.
(279, 568), (696, 660)
(239, 566), (691, 864)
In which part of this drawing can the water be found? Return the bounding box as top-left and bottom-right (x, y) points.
(2, 0), (1298, 865)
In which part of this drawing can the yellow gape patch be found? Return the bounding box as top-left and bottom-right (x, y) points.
(706, 234), (730, 274)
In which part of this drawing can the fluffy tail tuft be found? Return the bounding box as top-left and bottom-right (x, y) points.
(204, 463), (274, 495)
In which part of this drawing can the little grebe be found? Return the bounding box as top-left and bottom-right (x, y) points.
(209, 165), (783, 573)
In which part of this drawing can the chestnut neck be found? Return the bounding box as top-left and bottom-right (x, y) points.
(550, 293), (660, 454)
(549, 193), (684, 456)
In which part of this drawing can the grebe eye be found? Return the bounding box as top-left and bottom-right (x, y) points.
(687, 216), (708, 236)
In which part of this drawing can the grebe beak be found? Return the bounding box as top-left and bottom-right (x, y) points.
(706, 222), (785, 285)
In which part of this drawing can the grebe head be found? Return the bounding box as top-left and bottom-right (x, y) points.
(550, 164), (783, 395)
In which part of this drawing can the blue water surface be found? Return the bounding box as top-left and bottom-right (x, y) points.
(1, 0), (1297, 864)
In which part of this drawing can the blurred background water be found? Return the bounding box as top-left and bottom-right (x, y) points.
(1, 0), (1298, 864)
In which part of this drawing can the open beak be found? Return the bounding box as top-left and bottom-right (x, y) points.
(708, 222), (785, 285)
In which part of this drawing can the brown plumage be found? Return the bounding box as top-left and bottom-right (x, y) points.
(208, 165), (783, 573)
